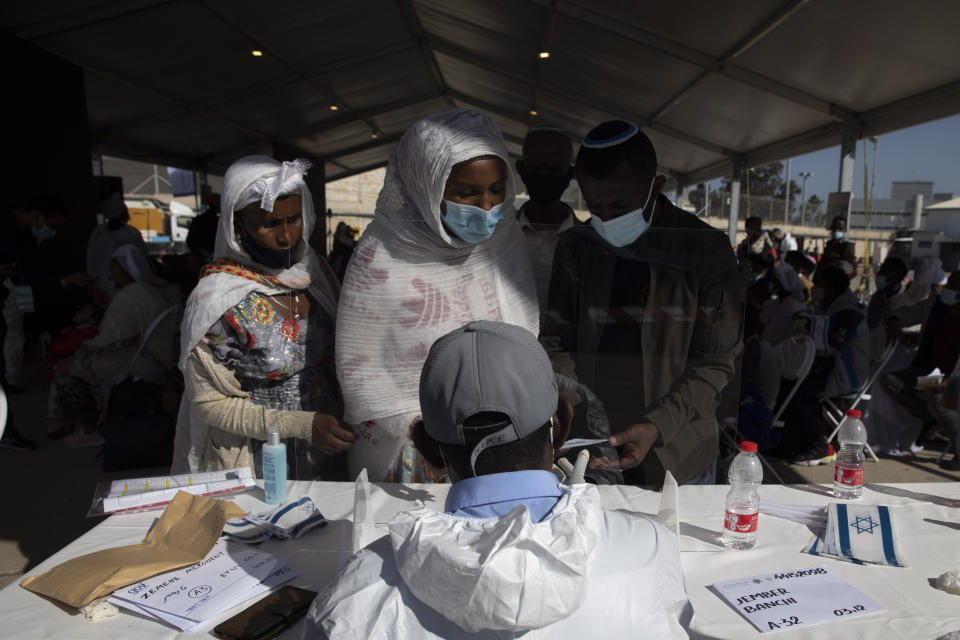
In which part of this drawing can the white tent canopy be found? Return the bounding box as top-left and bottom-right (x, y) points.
(3, 0), (959, 186)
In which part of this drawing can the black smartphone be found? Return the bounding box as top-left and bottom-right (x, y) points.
(213, 585), (318, 640)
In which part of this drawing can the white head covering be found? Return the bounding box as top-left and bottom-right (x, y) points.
(335, 109), (538, 449)
(112, 244), (153, 283)
(172, 155), (339, 473)
(891, 255), (944, 311)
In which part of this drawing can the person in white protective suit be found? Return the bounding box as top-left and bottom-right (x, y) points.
(304, 320), (692, 640)
(335, 109), (539, 483)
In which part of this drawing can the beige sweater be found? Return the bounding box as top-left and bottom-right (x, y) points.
(183, 342), (315, 472)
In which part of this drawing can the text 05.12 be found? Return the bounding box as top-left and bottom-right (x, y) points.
(833, 605), (866, 616)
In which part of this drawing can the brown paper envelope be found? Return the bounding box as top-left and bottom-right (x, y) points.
(20, 491), (246, 608)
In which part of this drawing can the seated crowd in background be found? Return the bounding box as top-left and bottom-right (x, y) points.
(734, 215), (959, 471)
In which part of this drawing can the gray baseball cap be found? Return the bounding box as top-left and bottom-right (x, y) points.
(419, 321), (558, 472)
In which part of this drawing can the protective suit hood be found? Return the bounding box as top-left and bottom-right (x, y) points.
(389, 483), (602, 633)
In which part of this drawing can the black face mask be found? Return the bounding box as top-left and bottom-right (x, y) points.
(241, 234), (299, 269)
(518, 168), (573, 205)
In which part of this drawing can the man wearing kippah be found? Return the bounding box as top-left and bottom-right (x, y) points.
(304, 320), (691, 639)
(543, 121), (743, 487)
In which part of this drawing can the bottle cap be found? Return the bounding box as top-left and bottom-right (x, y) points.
(740, 441), (758, 453)
(267, 424), (281, 446)
(846, 409), (862, 418)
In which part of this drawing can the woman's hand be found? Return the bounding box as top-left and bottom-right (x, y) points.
(311, 414), (356, 454)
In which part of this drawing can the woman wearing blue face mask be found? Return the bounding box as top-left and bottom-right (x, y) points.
(336, 109), (539, 482)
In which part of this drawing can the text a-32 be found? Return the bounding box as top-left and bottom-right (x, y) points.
(767, 616), (800, 630)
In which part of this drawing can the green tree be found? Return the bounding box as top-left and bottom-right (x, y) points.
(803, 194), (824, 226)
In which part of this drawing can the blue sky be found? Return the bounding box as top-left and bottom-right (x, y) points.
(705, 113), (960, 204)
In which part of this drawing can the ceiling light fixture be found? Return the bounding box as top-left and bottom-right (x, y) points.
(329, 104), (339, 111)
(370, 131), (380, 139)
(539, 51), (550, 59)
(529, 109), (538, 116)
(251, 48), (263, 57)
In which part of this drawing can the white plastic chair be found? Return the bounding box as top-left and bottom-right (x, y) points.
(113, 305), (181, 386)
(823, 337), (900, 462)
(722, 336), (815, 485)
(771, 335), (816, 428)
(0, 384), (7, 441)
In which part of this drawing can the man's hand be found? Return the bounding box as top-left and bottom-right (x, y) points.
(590, 422), (659, 470)
(0, 263), (20, 278)
(311, 414), (356, 454)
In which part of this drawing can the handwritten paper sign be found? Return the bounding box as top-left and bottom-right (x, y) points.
(713, 566), (883, 632)
(111, 539), (287, 628)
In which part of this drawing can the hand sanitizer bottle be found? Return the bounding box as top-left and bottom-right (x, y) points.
(263, 424), (287, 505)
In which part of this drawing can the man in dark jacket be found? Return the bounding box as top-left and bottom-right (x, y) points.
(821, 215), (857, 276)
(543, 121), (742, 486)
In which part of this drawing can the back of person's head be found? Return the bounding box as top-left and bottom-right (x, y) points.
(879, 256), (909, 281)
(412, 321), (561, 483)
(815, 265), (849, 296)
(575, 120), (657, 180)
(745, 216), (763, 234)
(784, 250), (814, 275)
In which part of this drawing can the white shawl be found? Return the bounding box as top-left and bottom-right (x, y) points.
(335, 109), (538, 474)
(172, 155), (339, 473)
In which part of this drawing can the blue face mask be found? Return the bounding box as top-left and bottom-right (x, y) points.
(31, 225), (56, 243)
(941, 289), (958, 307)
(443, 201), (504, 244)
(589, 179), (656, 248)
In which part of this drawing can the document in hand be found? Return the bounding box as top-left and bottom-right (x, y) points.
(108, 539), (297, 631)
(803, 503), (907, 567)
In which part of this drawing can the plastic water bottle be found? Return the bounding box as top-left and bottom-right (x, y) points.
(723, 441), (763, 550)
(833, 409), (867, 499)
(263, 424), (287, 505)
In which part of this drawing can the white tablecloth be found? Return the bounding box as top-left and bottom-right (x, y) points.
(2, 481), (959, 639)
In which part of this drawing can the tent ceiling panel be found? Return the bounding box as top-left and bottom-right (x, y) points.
(40, 3), (291, 104)
(3, 0), (958, 184)
(656, 74), (832, 156)
(330, 145), (394, 172)
(545, 15), (706, 118)
(83, 72), (180, 132)
(367, 96), (454, 134)
(208, 83), (335, 138)
(117, 113), (263, 160)
(570, 0), (772, 59)
(326, 48), (436, 110)
(293, 120), (374, 156)
(437, 53), (535, 115)
(642, 128), (726, 180)
(415, 0), (546, 49)
(736, 0), (960, 114)
(208, 0), (411, 72)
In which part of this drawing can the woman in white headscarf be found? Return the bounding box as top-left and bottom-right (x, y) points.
(55, 245), (175, 446)
(172, 156), (348, 479)
(336, 109), (539, 482)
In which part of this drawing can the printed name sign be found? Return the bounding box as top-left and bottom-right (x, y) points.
(713, 566), (883, 633)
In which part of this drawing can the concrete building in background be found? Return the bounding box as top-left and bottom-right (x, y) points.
(849, 180), (958, 230)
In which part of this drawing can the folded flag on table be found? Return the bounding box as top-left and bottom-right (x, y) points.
(803, 503), (906, 567)
(222, 496), (326, 544)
